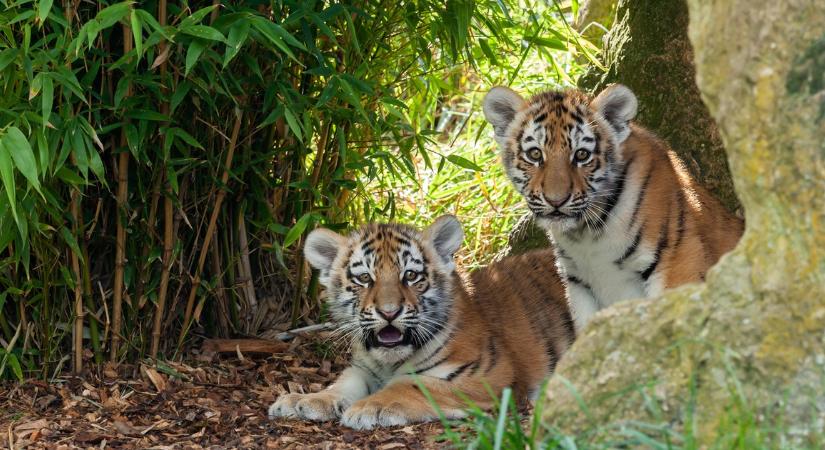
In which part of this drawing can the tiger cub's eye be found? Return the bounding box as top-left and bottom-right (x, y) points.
(404, 270), (419, 282)
(574, 149), (591, 163)
(525, 148), (543, 163)
(356, 273), (372, 284)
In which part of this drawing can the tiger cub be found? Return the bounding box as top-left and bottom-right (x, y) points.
(268, 215), (574, 429)
(483, 84), (744, 331)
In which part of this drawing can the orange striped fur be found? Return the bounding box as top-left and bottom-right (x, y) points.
(483, 84), (743, 330)
(268, 216), (574, 429)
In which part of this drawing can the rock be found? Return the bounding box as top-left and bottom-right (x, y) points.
(542, 0), (825, 446)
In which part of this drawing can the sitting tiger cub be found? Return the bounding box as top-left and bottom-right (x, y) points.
(268, 215), (574, 429)
(483, 84), (744, 331)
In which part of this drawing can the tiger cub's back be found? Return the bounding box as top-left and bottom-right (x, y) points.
(464, 248), (575, 396)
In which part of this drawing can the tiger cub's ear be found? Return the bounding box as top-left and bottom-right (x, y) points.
(591, 84), (638, 144)
(483, 86), (527, 140)
(304, 228), (346, 272)
(424, 215), (464, 271)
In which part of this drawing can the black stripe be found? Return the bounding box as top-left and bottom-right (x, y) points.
(534, 112), (547, 123)
(595, 156), (634, 228)
(674, 192), (687, 248)
(484, 336), (498, 374)
(445, 361), (478, 381)
(615, 228), (643, 266)
(639, 219), (670, 281)
(566, 275), (592, 291)
(627, 163), (654, 230)
(353, 363), (380, 382)
(414, 353), (451, 375)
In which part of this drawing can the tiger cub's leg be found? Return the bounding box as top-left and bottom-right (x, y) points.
(341, 376), (491, 430)
(269, 367), (370, 422)
(567, 282), (600, 331)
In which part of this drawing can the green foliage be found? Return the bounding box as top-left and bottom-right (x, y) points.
(0, 0), (592, 378)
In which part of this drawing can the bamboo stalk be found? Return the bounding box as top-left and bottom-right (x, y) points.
(178, 109), (244, 349)
(110, 20), (133, 362)
(209, 236), (230, 336)
(62, 0), (84, 375)
(151, 0), (173, 360)
(82, 242), (102, 364)
(70, 189), (83, 373)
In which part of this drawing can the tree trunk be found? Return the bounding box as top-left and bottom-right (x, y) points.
(507, 0), (741, 254)
(541, 0), (825, 445)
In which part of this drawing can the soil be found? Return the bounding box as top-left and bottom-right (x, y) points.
(0, 339), (450, 449)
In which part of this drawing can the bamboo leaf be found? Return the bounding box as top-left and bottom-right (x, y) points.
(4, 127), (42, 195)
(38, 0), (54, 23)
(0, 49), (17, 72)
(284, 213), (312, 248)
(95, 2), (131, 29)
(41, 74), (53, 129)
(181, 25), (226, 43)
(446, 154), (482, 171)
(223, 21), (249, 68)
(185, 40), (207, 76)
(7, 353), (23, 381)
(169, 128), (203, 150)
(131, 10), (143, 58)
(59, 226), (83, 264)
(283, 107), (304, 144)
(0, 140), (18, 223)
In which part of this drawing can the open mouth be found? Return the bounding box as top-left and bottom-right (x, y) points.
(536, 210), (571, 220)
(376, 326), (404, 347)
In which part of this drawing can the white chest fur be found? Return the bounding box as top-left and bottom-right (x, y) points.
(541, 175), (665, 329)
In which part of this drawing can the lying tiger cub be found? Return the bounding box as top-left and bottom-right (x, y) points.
(268, 215), (574, 429)
(483, 84), (744, 331)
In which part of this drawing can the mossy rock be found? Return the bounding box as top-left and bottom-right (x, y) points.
(541, 0), (825, 445)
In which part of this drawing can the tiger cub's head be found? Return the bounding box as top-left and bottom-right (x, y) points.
(304, 215), (463, 363)
(483, 84), (638, 232)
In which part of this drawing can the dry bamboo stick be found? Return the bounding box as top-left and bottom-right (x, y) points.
(177, 109), (244, 349)
(236, 209), (258, 333)
(110, 22), (133, 362)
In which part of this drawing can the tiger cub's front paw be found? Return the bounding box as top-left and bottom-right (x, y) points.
(340, 398), (415, 430)
(268, 391), (347, 422)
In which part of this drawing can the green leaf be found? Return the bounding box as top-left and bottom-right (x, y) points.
(41, 74), (53, 129)
(446, 154), (482, 171)
(131, 10), (143, 58)
(38, 0), (54, 23)
(283, 108), (303, 144)
(170, 128), (203, 150)
(181, 25), (226, 43)
(60, 226), (83, 264)
(95, 2), (131, 29)
(126, 110), (171, 121)
(337, 78), (369, 121)
(284, 213), (312, 248)
(7, 353), (23, 380)
(185, 40), (207, 76)
(0, 49), (17, 72)
(251, 19), (301, 64)
(180, 5), (218, 28)
(0, 140), (18, 223)
(522, 35), (567, 51)
(4, 127), (42, 195)
(223, 21), (249, 68)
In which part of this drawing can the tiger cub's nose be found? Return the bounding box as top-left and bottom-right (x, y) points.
(377, 305), (401, 322)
